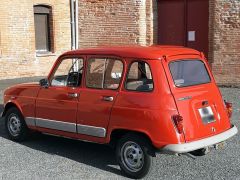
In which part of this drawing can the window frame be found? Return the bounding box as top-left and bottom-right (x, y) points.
(85, 56), (125, 91)
(49, 56), (85, 88)
(34, 5), (52, 53)
(124, 60), (154, 93)
(168, 59), (212, 88)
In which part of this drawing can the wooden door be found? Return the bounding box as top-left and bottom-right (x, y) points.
(158, 0), (185, 46)
(158, 0), (209, 57)
(187, 0), (209, 57)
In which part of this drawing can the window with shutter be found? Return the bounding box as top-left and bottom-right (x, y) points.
(34, 5), (52, 53)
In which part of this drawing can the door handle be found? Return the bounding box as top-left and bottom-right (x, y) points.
(68, 93), (79, 98)
(103, 96), (114, 102)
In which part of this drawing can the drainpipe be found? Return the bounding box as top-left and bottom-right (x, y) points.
(70, 0), (79, 71)
(70, 0), (76, 50)
(70, 0), (79, 50)
(75, 0), (79, 49)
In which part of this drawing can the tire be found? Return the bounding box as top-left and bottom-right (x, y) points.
(116, 133), (154, 179)
(4, 107), (28, 142)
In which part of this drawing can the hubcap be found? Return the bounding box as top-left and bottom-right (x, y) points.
(7, 113), (21, 137)
(120, 141), (144, 172)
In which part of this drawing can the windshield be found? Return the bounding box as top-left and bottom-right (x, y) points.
(169, 60), (211, 87)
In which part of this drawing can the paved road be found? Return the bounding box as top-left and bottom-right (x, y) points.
(0, 79), (239, 179)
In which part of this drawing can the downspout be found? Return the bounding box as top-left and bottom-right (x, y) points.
(75, 0), (79, 49)
(70, 0), (79, 71)
(70, 0), (76, 50)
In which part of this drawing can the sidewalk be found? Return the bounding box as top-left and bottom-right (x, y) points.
(0, 76), (44, 104)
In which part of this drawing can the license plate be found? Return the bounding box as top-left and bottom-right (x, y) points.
(198, 106), (215, 124)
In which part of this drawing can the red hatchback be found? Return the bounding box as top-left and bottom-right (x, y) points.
(1, 46), (237, 178)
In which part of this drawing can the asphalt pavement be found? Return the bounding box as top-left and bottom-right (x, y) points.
(0, 78), (239, 179)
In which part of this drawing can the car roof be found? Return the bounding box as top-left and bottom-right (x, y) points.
(62, 45), (201, 60)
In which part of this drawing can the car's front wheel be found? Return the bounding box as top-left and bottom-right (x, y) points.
(5, 107), (28, 142)
(116, 133), (154, 179)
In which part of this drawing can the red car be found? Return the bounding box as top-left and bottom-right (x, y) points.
(1, 46), (237, 178)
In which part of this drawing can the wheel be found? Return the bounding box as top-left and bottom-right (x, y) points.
(5, 107), (28, 142)
(116, 133), (154, 179)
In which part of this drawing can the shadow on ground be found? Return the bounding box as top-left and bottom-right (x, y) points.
(0, 105), (122, 177)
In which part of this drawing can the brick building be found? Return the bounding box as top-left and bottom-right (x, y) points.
(0, 0), (239, 86)
(0, 0), (71, 79)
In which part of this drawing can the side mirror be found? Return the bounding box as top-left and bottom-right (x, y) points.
(39, 78), (49, 88)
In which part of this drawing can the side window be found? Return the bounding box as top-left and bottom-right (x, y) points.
(104, 60), (123, 89)
(126, 61), (154, 92)
(86, 58), (123, 90)
(51, 58), (83, 87)
(86, 58), (105, 89)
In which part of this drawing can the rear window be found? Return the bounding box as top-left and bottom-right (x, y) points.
(169, 60), (211, 87)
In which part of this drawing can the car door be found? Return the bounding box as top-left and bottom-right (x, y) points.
(35, 57), (84, 136)
(76, 57), (124, 141)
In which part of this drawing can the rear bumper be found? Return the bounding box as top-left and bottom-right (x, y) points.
(161, 125), (238, 153)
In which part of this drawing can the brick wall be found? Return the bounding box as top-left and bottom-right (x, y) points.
(0, 0), (71, 79)
(78, 0), (240, 86)
(78, 0), (157, 48)
(0, 0), (239, 86)
(210, 0), (240, 86)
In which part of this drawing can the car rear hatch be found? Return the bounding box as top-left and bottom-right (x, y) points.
(162, 57), (231, 142)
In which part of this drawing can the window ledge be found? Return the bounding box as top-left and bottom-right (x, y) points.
(36, 52), (56, 57)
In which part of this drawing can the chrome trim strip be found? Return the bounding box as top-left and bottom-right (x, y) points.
(36, 118), (76, 133)
(77, 124), (106, 138)
(25, 117), (106, 138)
(178, 96), (192, 101)
(25, 117), (36, 127)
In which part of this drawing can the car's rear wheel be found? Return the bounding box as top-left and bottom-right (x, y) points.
(5, 107), (28, 142)
(116, 133), (154, 179)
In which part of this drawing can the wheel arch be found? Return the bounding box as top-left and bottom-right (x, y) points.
(109, 129), (154, 151)
(2, 101), (23, 118)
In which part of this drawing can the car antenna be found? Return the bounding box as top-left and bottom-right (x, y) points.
(162, 55), (168, 61)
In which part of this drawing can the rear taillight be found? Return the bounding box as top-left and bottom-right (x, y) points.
(172, 115), (184, 134)
(224, 101), (233, 118)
